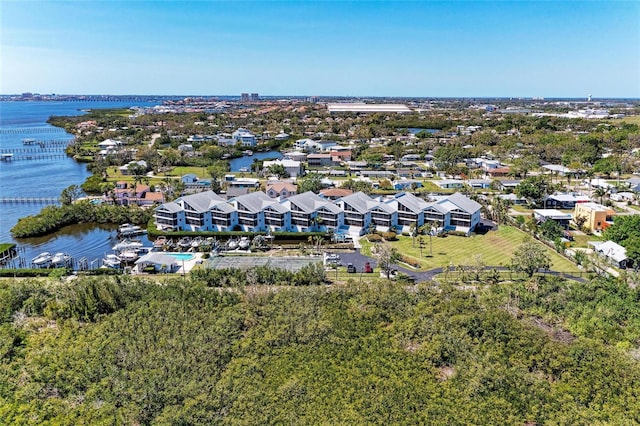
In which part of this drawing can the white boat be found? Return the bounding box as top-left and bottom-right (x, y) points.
(238, 236), (250, 250)
(227, 239), (238, 250)
(50, 252), (71, 267)
(118, 223), (144, 236)
(191, 237), (204, 249)
(153, 236), (167, 248)
(32, 252), (53, 267)
(238, 167), (250, 173)
(112, 239), (143, 252)
(117, 250), (139, 263)
(102, 254), (121, 269)
(178, 237), (192, 250)
(243, 150), (254, 156)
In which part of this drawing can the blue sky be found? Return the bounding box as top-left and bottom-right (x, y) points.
(2, 1), (639, 97)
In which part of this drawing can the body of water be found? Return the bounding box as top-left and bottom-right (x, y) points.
(0, 100), (158, 267)
(229, 150), (283, 172)
(407, 128), (440, 135)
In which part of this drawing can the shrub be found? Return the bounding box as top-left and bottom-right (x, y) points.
(367, 234), (383, 242)
(381, 231), (398, 241)
(400, 255), (420, 268)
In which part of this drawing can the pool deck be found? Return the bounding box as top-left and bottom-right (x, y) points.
(174, 252), (203, 274)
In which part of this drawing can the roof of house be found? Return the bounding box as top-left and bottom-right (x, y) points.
(287, 191), (342, 214)
(320, 188), (353, 198)
(155, 201), (182, 213)
(142, 192), (165, 202)
(339, 191), (395, 214)
(592, 240), (627, 263)
(575, 202), (615, 213)
(178, 191), (227, 213)
(389, 192), (430, 213)
(267, 182), (298, 193)
(445, 192), (482, 214)
(135, 252), (178, 266)
(232, 191), (288, 213)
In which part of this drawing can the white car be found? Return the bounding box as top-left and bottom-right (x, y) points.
(325, 253), (340, 261)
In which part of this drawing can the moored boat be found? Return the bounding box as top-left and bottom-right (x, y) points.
(177, 237), (192, 250)
(117, 250), (140, 263)
(227, 238), (238, 250)
(118, 223), (145, 236)
(153, 236), (167, 249)
(50, 252), (71, 267)
(32, 252), (53, 267)
(102, 254), (121, 269)
(191, 237), (204, 249)
(238, 236), (250, 250)
(112, 239), (144, 252)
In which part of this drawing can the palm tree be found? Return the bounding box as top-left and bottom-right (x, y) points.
(594, 187), (607, 205)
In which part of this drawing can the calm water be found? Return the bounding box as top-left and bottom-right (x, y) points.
(0, 101), (157, 266)
(229, 151), (283, 172)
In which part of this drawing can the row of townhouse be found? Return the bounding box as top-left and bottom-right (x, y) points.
(154, 190), (481, 236)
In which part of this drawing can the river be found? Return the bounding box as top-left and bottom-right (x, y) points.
(0, 100), (158, 267)
(228, 150), (283, 172)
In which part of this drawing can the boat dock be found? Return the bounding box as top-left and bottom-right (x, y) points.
(0, 127), (68, 135)
(0, 197), (61, 205)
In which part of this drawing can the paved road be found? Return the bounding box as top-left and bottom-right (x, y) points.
(333, 250), (586, 283)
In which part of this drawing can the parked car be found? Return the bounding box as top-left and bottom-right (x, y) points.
(363, 262), (373, 273)
(347, 263), (357, 273)
(325, 253), (340, 261)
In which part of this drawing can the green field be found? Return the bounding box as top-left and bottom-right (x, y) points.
(360, 226), (578, 272)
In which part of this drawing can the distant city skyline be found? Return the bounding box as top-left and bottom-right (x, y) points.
(2, 1), (639, 98)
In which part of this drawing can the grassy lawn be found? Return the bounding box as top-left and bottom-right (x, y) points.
(360, 226), (578, 272)
(511, 204), (533, 214)
(571, 232), (601, 248)
(613, 116), (640, 125)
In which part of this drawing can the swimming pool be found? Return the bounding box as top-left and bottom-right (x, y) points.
(167, 253), (194, 261)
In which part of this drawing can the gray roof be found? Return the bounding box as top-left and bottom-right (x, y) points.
(155, 201), (182, 214)
(232, 191), (287, 213)
(340, 191), (395, 214)
(444, 192), (482, 214)
(388, 192), (430, 214)
(592, 240), (627, 263)
(178, 191), (227, 213)
(286, 191), (342, 214)
(135, 252), (178, 266)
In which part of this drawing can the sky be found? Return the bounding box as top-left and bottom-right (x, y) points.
(1, 1), (639, 98)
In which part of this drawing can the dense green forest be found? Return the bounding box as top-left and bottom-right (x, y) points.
(1, 274), (639, 424)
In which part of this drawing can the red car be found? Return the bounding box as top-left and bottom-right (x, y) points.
(363, 262), (373, 273)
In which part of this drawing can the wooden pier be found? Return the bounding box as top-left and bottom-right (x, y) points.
(0, 197), (61, 205)
(0, 127), (68, 135)
(0, 154), (69, 161)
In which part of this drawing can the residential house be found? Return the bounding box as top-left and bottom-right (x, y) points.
(119, 160), (148, 176)
(229, 192), (284, 232)
(533, 209), (572, 229)
(283, 192), (344, 232)
(487, 167), (511, 178)
(590, 240), (632, 269)
(385, 192), (431, 230)
(330, 150), (352, 163)
(626, 177), (640, 192)
(335, 192), (396, 235)
(266, 182), (298, 199)
(307, 154), (333, 167)
(232, 128), (257, 147)
(545, 192), (591, 209)
(573, 202), (615, 231)
(434, 179), (464, 189)
(262, 158), (303, 178)
(320, 188), (353, 200)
